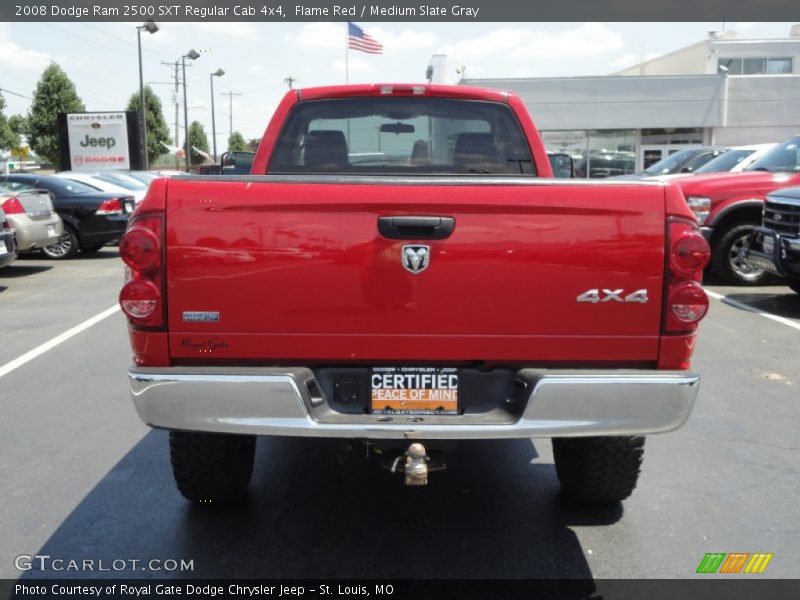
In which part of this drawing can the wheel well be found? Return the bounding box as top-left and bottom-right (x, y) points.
(61, 221), (84, 246)
(710, 205), (762, 245)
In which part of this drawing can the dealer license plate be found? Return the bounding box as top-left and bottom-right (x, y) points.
(370, 367), (459, 416)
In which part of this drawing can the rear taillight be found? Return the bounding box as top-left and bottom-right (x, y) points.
(96, 198), (123, 215)
(119, 216), (164, 328)
(670, 231), (711, 277)
(664, 218), (710, 333)
(1, 197), (25, 215)
(668, 282), (709, 324)
(120, 280), (160, 319)
(119, 227), (159, 272)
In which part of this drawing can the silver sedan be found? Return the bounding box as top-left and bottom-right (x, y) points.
(1, 188), (63, 252)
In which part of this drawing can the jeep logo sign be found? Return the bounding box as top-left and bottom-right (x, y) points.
(67, 112), (130, 172)
(79, 135), (116, 148)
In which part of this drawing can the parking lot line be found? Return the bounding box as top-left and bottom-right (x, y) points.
(705, 289), (800, 332)
(0, 305), (120, 379)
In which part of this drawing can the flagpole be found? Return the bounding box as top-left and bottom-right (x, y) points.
(345, 21), (350, 84)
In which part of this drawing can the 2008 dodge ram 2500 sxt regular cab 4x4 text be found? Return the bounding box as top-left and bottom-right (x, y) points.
(121, 84), (710, 504)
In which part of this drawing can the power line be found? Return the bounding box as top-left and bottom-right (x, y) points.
(0, 87), (32, 100)
(45, 23), (163, 70)
(83, 23), (171, 60)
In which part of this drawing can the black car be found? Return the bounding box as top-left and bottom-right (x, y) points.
(0, 174), (134, 259)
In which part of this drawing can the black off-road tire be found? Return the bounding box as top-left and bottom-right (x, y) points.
(711, 222), (766, 285)
(169, 431), (256, 503)
(552, 436), (645, 504)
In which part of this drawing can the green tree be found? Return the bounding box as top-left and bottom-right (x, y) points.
(186, 121), (209, 165)
(126, 85), (170, 165)
(8, 114), (28, 137)
(227, 131), (247, 152)
(27, 62), (85, 165)
(0, 94), (18, 151)
(247, 138), (260, 152)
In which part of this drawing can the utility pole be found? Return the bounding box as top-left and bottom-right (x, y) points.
(161, 60), (180, 169)
(221, 91), (242, 139)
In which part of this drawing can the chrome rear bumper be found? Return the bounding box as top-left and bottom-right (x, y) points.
(129, 367), (699, 440)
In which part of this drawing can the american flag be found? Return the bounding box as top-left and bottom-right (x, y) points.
(348, 22), (383, 54)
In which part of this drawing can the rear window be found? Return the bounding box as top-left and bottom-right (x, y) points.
(268, 97), (536, 176)
(56, 178), (102, 194)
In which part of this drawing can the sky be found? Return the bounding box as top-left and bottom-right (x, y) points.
(0, 21), (797, 149)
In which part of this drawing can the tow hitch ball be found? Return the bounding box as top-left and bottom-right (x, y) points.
(391, 443), (429, 486)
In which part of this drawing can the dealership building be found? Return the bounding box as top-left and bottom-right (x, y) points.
(430, 26), (800, 174)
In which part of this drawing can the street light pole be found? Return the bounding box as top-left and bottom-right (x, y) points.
(136, 20), (159, 171)
(210, 68), (225, 162)
(180, 49), (200, 170)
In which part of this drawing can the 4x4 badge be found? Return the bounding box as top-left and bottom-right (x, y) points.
(402, 245), (430, 274)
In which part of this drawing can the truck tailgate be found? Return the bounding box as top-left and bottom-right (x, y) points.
(166, 179), (666, 363)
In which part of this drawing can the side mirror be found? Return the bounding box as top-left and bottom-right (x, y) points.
(220, 152), (235, 167)
(548, 153), (575, 178)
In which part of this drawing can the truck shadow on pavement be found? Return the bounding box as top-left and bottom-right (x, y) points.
(725, 292), (800, 320)
(28, 431), (620, 592)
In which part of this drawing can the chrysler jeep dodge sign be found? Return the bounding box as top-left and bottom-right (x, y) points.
(66, 112), (131, 171)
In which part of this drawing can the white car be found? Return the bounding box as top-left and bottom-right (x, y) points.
(54, 171), (148, 203)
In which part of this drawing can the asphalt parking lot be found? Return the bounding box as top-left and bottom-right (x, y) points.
(0, 251), (798, 582)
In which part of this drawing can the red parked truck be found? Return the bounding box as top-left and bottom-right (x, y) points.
(675, 134), (800, 285)
(120, 84), (710, 504)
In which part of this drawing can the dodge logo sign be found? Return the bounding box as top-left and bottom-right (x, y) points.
(402, 245), (430, 274)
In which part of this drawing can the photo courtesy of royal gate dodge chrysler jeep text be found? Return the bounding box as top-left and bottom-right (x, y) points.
(120, 84), (710, 504)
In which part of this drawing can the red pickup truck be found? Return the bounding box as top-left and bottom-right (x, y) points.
(121, 84), (709, 505)
(675, 135), (800, 284)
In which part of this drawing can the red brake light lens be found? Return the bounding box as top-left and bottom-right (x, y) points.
(96, 199), (122, 215)
(1, 197), (25, 215)
(119, 215), (164, 329)
(671, 232), (710, 277)
(669, 282), (709, 324)
(119, 227), (160, 272)
(663, 218), (710, 337)
(120, 280), (161, 321)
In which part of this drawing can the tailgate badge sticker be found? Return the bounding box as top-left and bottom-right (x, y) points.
(183, 311), (220, 323)
(402, 245), (430, 274)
